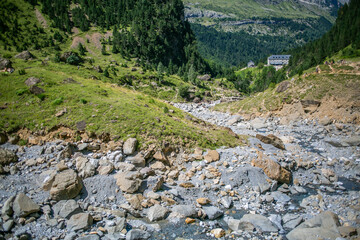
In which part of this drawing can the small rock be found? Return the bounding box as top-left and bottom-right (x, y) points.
(185, 218), (195, 224)
(179, 182), (195, 188)
(239, 214), (278, 232)
(204, 150), (220, 163)
(2, 196), (15, 216)
(211, 228), (225, 238)
(147, 204), (169, 222)
(0, 148), (18, 166)
(127, 153), (145, 167)
(203, 206), (223, 220)
(196, 198), (210, 205)
(2, 219), (14, 232)
(53, 199), (82, 219)
(126, 229), (151, 240)
(171, 205), (197, 218)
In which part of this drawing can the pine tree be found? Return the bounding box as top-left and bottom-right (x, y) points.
(78, 43), (86, 56)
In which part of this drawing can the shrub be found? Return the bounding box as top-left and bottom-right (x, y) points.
(16, 88), (28, 96)
(80, 98), (87, 104)
(66, 54), (81, 65)
(36, 93), (46, 101)
(18, 139), (28, 146)
(52, 97), (64, 105)
(163, 106), (169, 113)
(18, 69), (26, 75)
(179, 85), (189, 98)
(3, 53), (12, 59)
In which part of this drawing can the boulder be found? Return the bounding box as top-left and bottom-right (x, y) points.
(0, 57), (12, 69)
(145, 176), (164, 192)
(204, 150), (220, 163)
(53, 199), (82, 219)
(282, 214), (303, 230)
(211, 228), (225, 238)
(251, 151), (291, 184)
(228, 219), (255, 232)
(12, 193), (40, 217)
(75, 156), (96, 179)
(50, 169), (83, 201)
(123, 138), (137, 155)
(147, 204), (169, 222)
(196, 198), (210, 205)
(171, 205), (197, 218)
(127, 153), (145, 167)
(276, 81), (290, 93)
(240, 214), (278, 232)
(153, 151), (170, 165)
(286, 211), (341, 240)
(2, 196), (15, 216)
(227, 115), (242, 125)
(0, 148), (18, 166)
(29, 85), (45, 95)
(67, 213), (93, 231)
(37, 169), (57, 191)
(15, 50), (34, 60)
(256, 134), (285, 150)
(150, 161), (166, 171)
(97, 164), (114, 175)
(125, 229), (151, 240)
(124, 194), (144, 210)
(114, 171), (142, 193)
(203, 206), (223, 220)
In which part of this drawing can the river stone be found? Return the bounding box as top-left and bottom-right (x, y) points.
(98, 164), (114, 175)
(240, 214), (278, 232)
(37, 169), (57, 191)
(251, 151), (291, 183)
(0, 148), (18, 166)
(114, 171), (142, 193)
(286, 211), (341, 240)
(24, 77), (40, 87)
(204, 150), (220, 163)
(123, 138), (137, 155)
(67, 213), (93, 231)
(220, 197), (232, 209)
(2, 196), (15, 216)
(50, 169), (83, 201)
(228, 219), (255, 232)
(226, 167), (271, 193)
(147, 204), (169, 222)
(171, 205), (197, 218)
(53, 199), (82, 219)
(126, 229), (151, 240)
(282, 214), (303, 230)
(76, 156), (96, 179)
(271, 191), (291, 203)
(2, 219), (14, 232)
(203, 206), (223, 220)
(13, 193), (40, 217)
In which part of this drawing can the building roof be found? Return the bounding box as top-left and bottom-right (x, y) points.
(268, 55), (291, 60)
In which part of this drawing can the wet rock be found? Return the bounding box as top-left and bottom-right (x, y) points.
(147, 204), (169, 222)
(53, 200), (82, 219)
(50, 169), (83, 201)
(211, 228), (225, 238)
(2, 196), (15, 216)
(286, 211), (340, 240)
(239, 214), (278, 233)
(127, 153), (145, 167)
(24, 77), (41, 87)
(203, 206), (223, 220)
(15, 50), (34, 60)
(67, 213), (93, 231)
(123, 138), (137, 155)
(251, 151), (291, 183)
(114, 171), (142, 193)
(256, 134), (285, 150)
(13, 193), (40, 217)
(0, 148), (18, 166)
(171, 205), (197, 218)
(125, 229), (151, 240)
(204, 150), (220, 163)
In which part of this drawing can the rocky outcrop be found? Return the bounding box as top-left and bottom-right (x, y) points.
(0, 148), (18, 166)
(15, 50), (34, 60)
(0, 57), (12, 69)
(114, 171), (142, 193)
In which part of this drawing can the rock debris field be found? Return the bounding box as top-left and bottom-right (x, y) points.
(0, 102), (359, 240)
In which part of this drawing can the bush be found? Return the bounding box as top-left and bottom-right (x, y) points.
(3, 53), (12, 59)
(163, 106), (169, 113)
(179, 85), (189, 98)
(66, 54), (81, 65)
(36, 93), (46, 101)
(16, 88), (28, 96)
(52, 97), (64, 105)
(18, 69), (26, 75)
(80, 98), (87, 104)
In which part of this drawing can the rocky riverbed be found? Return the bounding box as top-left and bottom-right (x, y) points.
(0, 102), (359, 240)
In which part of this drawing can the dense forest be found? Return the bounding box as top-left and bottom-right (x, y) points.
(191, 17), (333, 67)
(287, 0), (360, 76)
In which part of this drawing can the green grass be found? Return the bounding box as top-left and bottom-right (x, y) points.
(0, 57), (246, 149)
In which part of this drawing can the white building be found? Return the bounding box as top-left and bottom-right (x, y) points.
(267, 55), (291, 70)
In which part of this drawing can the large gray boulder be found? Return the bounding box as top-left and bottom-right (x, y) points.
(67, 213), (93, 231)
(126, 229), (151, 240)
(286, 211), (341, 240)
(171, 205), (197, 218)
(53, 199), (82, 219)
(114, 171), (142, 193)
(239, 214), (278, 233)
(203, 206), (223, 220)
(12, 193), (40, 217)
(50, 169), (83, 201)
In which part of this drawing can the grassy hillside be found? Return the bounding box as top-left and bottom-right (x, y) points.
(213, 53), (360, 123)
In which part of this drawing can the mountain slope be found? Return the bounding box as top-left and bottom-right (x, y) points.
(183, 0), (343, 67)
